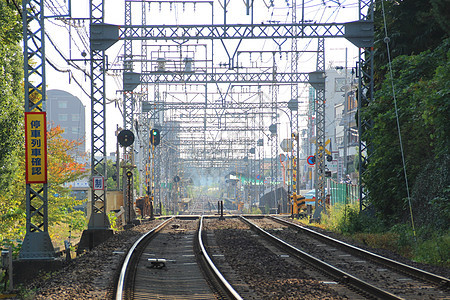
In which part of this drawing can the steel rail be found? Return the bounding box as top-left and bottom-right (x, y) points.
(197, 216), (244, 300)
(115, 217), (173, 300)
(240, 216), (403, 300)
(271, 216), (450, 288)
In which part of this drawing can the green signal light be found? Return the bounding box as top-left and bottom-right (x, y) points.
(150, 128), (160, 146)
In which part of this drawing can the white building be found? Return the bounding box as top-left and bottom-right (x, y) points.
(302, 67), (358, 186)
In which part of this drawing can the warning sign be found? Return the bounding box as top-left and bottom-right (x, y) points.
(25, 112), (48, 183)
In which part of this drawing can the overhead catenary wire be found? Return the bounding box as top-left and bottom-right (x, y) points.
(42, 0), (124, 105)
(380, 0), (416, 238)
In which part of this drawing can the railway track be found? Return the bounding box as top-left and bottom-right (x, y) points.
(114, 216), (242, 300)
(203, 217), (363, 299)
(245, 215), (450, 299)
(113, 215), (449, 299)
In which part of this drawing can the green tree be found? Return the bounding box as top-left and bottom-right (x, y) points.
(373, 0), (449, 86)
(96, 158), (120, 190)
(46, 126), (88, 225)
(362, 39), (449, 227)
(0, 0), (23, 194)
(0, 127), (88, 242)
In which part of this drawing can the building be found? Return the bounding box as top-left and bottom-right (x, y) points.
(47, 89), (86, 154)
(47, 89), (89, 200)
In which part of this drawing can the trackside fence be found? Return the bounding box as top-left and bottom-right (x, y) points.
(329, 180), (359, 207)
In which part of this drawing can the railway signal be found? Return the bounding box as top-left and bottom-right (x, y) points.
(150, 128), (160, 146)
(117, 129), (135, 147)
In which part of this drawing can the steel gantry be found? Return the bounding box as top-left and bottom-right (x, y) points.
(290, 0), (299, 199)
(122, 0), (137, 224)
(117, 21), (369, 40)
(20, 0), (55, 260)
(126, 70), (312, 84)
(138, 0), (150, 198)
(76, 0), (114, 254)
(89, 0), (373, 216)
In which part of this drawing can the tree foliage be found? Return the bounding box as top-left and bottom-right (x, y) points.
(362, 38), (449, 227)
(0, 127), (88, 242)
(373, 0), (449, 86)
(46, 126), (88, 226)
(0, 0), (23, 194)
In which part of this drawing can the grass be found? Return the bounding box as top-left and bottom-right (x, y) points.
(304, 203), (450, 268)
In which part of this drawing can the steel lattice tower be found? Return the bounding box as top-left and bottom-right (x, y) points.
(122, 0), (136, 223)
(358, 0), (374, 212)
(20, 0), (55, 260)
(312, 38), (326, 219)
(290, 0), (299, 197)
(87, 0), (110, 229)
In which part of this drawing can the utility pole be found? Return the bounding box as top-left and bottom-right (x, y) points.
(343, 48), (348, 179)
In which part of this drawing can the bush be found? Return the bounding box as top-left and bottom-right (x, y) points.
(321, 203), (351, 232)
(320, 202), (449, 267)
(414, 232), (450, 267)
(1, 238), (22, 259)
(390, 223), (416, 253)
(353, 232), (400, 252)
(410, 154), (450, 232)
(251, 207), (262, 214)
(320, 203), (384, 234)
(107, 211), (120, 232)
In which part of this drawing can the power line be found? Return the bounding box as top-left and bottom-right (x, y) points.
(380, 0), (416, 238)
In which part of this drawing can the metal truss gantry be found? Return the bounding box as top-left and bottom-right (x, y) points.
(122, 0), (136, 223)
(126, 71), (312, 85)
(139, 0), (150, 198)
(117, 21), (370, 41)
(92, 0), (374, 214)
(20, 0), (55, 260)
(290, 0), (299, 199)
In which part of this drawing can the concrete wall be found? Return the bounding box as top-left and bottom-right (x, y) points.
(86, 190), (124, 219)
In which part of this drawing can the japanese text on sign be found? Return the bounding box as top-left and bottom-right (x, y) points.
(93, 176), (105, 190)
(25, 112), (48, 183)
